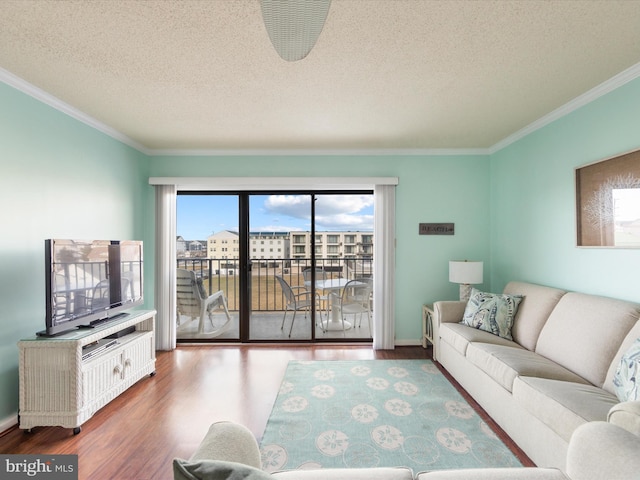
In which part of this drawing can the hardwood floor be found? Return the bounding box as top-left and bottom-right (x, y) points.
(0, 345), (533, 479)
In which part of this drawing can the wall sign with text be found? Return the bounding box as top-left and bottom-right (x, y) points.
(419, 223), (455, 235)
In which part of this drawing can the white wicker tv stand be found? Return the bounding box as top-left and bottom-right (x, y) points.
(18, 309), (156, 434)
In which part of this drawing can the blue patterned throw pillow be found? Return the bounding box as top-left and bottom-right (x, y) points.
(613, 337), (640, 402)
(461, 288), (523, 340)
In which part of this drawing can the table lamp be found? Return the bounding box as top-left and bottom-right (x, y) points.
(449, 260), (483, 302)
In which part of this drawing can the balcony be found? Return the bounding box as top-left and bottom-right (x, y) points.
(175, 257), (373, 341)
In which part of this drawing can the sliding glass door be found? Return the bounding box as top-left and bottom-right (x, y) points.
(248, 194), (312, 340)
(176, 191), (373, 343)
(176, 194), (241, 341)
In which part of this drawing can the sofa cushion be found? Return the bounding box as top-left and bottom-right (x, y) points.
(613, 336), (640, 401)
(535, 292), (640, 388)
(512, 377), (619, 442)
(503, 282), (566, 351)
(416, 468), (567, 479)
(466, 344), (589, 392)
(173, 459), (271, 480)
(273, 467), (414, 480)
(439, 323), (522, 357)
(461, 289), (523, 340)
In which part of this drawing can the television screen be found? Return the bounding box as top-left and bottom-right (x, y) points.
(42, 239), (143, 336)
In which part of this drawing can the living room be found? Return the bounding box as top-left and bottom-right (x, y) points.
(1, 2), (639, 479)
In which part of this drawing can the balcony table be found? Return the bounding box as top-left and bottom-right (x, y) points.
(310, 278), (367, 331)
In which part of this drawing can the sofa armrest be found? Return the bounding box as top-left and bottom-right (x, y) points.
(433, 300), (467, 324)
(566, 421), (640, 480)
(608, 400), (640, 436)
(190, 421), (262, 469)
(432, 301), (466, 362)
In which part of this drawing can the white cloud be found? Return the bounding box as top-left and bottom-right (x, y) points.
(264, 195), (311, 219)
(264, 194), (373, 230)
(316, 213), (374, 231)
(317, 195), (374, 215)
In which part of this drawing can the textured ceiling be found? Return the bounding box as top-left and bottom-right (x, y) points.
(1, 0), (640, 152)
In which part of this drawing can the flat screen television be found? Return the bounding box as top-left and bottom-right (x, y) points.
(39, 239), (144, 336)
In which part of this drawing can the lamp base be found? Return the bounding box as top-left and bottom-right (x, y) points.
(459, 284), (472, 302)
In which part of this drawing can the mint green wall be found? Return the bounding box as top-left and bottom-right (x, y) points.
(0, 83), (150, 421)
(148, 154), (491, 340)
(4, 69), (638, 426)
(0, 76), (492, 423)
(490, 78), (640, 302)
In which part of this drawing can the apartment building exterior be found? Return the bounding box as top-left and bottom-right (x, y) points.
(250, 232), (290, 263)
(290, 231), (373, 261)
(206, 230), (240, 261)
(205, 230), (290, 261)
(189, 230), (373, 262)
(177, 236), (207, 258)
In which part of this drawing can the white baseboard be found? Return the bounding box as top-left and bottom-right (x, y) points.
(0, 412), (17, 435)
(394, 339), (423, 347)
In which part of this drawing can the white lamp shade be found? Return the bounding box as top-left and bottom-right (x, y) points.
(449, 261), (483, 285)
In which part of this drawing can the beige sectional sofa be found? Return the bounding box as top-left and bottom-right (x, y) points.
(174, 419), (640, 480)
(433, 281), (640, 471)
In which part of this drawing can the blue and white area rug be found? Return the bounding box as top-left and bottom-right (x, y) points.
(259, 360), (522, 473)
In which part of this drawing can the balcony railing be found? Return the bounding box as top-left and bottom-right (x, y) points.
(176, 257), (373, 311)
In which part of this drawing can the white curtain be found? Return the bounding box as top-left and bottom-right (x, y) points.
(155, 184), (177, 350)
(373, 184), (396, 350)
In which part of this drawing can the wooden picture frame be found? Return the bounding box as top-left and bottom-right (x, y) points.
(576, 148), (640, 248)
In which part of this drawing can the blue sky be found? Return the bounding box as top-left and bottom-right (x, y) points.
(177, 194), (374, 240)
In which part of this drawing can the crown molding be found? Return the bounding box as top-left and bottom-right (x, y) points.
(489, 61), (640, 154)
(3, 60), (639, 158)
(0, 67), (151, 155)
(147, 147), (490, 157)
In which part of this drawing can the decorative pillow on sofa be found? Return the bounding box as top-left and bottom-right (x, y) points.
(461, 288), (523, 340)
(613, 337), (640, 402)
(173, 459), (272, 480)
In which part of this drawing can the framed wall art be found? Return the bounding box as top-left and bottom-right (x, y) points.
(576, 148), (640, 248)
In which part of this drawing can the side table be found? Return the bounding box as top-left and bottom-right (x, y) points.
(422, 304), (435, 355)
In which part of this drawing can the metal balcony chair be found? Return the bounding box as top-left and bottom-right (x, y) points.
(302, 267), (329, 322)
(329, 278), (373, 333)
(275, 275), (316, 338)
(176, 268), (231, 336)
